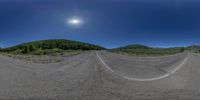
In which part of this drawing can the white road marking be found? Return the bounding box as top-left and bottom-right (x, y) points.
(96, 52), (189, 82)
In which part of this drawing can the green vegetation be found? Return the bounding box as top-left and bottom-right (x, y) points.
(111, 44), (185, 56)
(2, 39), (200, 56)
(31, 48), (64, 55)
(0, 39), (105, 55)
(186, 45), (200, 53)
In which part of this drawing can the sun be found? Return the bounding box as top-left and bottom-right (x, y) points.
(67, 17), (82, 26)
(69, 19), (80, 24)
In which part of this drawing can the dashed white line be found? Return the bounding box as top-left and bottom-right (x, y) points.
(96, 52), (189, 82)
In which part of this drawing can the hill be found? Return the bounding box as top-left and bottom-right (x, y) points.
(187, 45), (200, 53)
(0, 39), (105, 55)
(117, 44), (151, 49)
(111, 44), (185, 56)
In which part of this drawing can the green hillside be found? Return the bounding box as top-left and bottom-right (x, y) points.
(111, 44), (185, 56)
(186, 45), (200, 52)
(118, 44), (150, 49)
(0, 39), (105, 55)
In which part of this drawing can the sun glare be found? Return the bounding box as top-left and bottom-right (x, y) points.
(67, 18), (82, 26)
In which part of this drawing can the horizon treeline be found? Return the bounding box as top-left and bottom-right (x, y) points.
(111, 44), (187, 56)
(1, 39), (200, 55)
(0, 39), (105, 54)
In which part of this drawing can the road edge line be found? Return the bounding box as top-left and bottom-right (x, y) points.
(96, 52), (188, 82)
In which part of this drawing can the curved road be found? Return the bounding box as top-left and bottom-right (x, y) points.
(0, 51), (200, 100)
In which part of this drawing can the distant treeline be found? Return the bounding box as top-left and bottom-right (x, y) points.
(187, 45), (200, 53)
(0, 39), (105, 54)
(111, 44), (186, 56)
(1, 39), (200, 56)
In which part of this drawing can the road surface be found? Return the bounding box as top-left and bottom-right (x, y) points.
(0, 51), (200, 100)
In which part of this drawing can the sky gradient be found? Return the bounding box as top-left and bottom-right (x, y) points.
(1, 0), (200, 48)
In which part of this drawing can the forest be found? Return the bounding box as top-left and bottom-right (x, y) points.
(0, 39), (105, 55)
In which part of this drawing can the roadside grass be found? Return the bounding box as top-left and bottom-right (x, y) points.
(1, 49), (82, 64)
(110, 48), (185, 56)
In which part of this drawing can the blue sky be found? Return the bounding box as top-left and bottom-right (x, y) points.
(0, 0), (200, 48)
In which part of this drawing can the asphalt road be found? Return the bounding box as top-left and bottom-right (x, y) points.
(0, 51), (200, 100)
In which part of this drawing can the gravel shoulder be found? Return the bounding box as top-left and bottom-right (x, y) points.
(0, 51), (81, 64)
